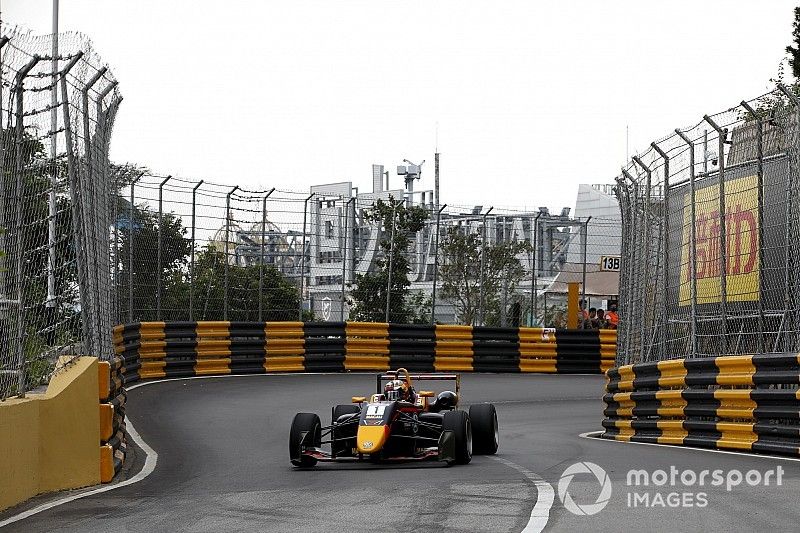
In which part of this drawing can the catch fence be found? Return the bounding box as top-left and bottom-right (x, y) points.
(615, 85), (800, 365)
(0, 28), (121, 398)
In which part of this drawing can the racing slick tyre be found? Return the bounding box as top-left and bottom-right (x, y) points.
(331, 404), (360, 457)
(442, 410), (472, 465)
(289, 413), (322, 467)
(469, 403), (499, 455)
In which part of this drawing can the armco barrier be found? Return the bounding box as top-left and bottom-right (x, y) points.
(601, 354), (800, 457)
(112, 322), (616, 379)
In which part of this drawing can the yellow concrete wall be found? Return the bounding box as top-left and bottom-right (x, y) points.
(0, 357), (100, 511)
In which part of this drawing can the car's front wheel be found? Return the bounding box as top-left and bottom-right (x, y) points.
(469, 403), (499, 455)
(442, 410), (472, 465)
(289, 412), (321, 467)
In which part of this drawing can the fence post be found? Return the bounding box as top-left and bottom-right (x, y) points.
(0, 37), (9, 297)
(675, 129), (699, 357)
(778, 83), (800, 351)
(299, 193), (314, 321)
(385, 199), (399, 323)
(703, 115), (729, 355)
(189, 180), (204, 321)
(259, 188), (275, 321)
(128, 172), (141, 322)
(58, 52), (87, 344)
(530, 213), (541, 326)
(224, 185), (239, 321)
(580, 216), (592, 329)
(633, 155), (653, 359)
(739, 101), (766, 354)
(621, 168), (638, 363)
(430, 203), (448, 325)
(651, 141), (670, 361)
(12, 55), (41, 397)
(80, 65), (108, 352)
(341, 196), (355, 322)
(156, 175), (171, 320)
(478, 206), (494, 325)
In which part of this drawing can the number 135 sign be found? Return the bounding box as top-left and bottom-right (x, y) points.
(600, 256), (621, 272)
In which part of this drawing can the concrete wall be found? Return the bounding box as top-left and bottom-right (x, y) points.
(0, 357), (100, 511)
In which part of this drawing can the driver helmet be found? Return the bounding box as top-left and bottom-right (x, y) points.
(384, 379), (408, 401)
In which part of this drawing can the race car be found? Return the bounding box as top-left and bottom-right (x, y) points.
(288, 368), (499, 466)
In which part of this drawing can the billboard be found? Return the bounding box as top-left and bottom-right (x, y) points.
(667, 156), (788, 311)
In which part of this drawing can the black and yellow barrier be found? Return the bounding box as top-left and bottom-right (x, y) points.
(98, 358), (128, 483)
(601, 354), (800, 457)
(112, 321), (616, 379)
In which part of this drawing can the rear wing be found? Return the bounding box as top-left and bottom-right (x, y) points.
(376, 370), (460, 395)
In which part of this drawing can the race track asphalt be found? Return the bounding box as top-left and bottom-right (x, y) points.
(2, 373), (800, 532)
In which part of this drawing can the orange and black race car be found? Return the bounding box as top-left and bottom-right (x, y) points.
(289, 368), (498, 466)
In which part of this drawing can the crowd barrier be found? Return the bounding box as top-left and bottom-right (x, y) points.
(112, 321), (617, 379)
(98, 359), (128, 483)
(601, 354), (800, 457)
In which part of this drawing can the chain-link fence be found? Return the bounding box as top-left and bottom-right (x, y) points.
(0, 28), (121, 398)
(116, 172), (621, 330)
(615, 85), (800, 365)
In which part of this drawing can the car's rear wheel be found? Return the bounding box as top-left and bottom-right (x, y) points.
(289, 412), (321, 467)
(331, 404), (360, 456)
(442, 410), (472, 465)
(469, 403), (499, 455)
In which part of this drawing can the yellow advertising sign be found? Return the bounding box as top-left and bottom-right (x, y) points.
(679, 174), (759, 305)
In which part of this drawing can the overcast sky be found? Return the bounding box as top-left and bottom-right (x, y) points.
(4, 1), (797, 212)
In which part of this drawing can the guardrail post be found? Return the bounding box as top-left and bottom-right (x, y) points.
(478, 206), (493, 325)
(259, 188), (275, 321)
(189, 180), (204, 321)
(703, 114), (729, 355)
(430, 203), (447, 325)
(156, 175), (171, 320)
(651, 141), (670, 362)
(739, 100), (766, 354)
(224, 185), (239, 321)
(675, 129), (699, 358)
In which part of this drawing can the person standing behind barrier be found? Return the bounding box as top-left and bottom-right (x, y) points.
(579, 299), (590, 329)
(596, 309), (606, 329)
(588, 307), (597, 329)
(606, 304), (619, 330)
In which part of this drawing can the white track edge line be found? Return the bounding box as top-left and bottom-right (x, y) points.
(578, 430), (800, 463)
(490, 456), (554, 533)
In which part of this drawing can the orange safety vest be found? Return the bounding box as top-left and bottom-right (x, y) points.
(607, 311), (619, 327)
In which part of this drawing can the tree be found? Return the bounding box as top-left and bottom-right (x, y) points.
(348, 197), (429, 323)
(185, 244), (305, 321)
(438, 226), (531, 326)
(115, 203), (191, 321)
(787, 6), (800, 79)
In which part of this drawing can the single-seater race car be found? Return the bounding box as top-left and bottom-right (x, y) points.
(289, 368), (498, 467)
